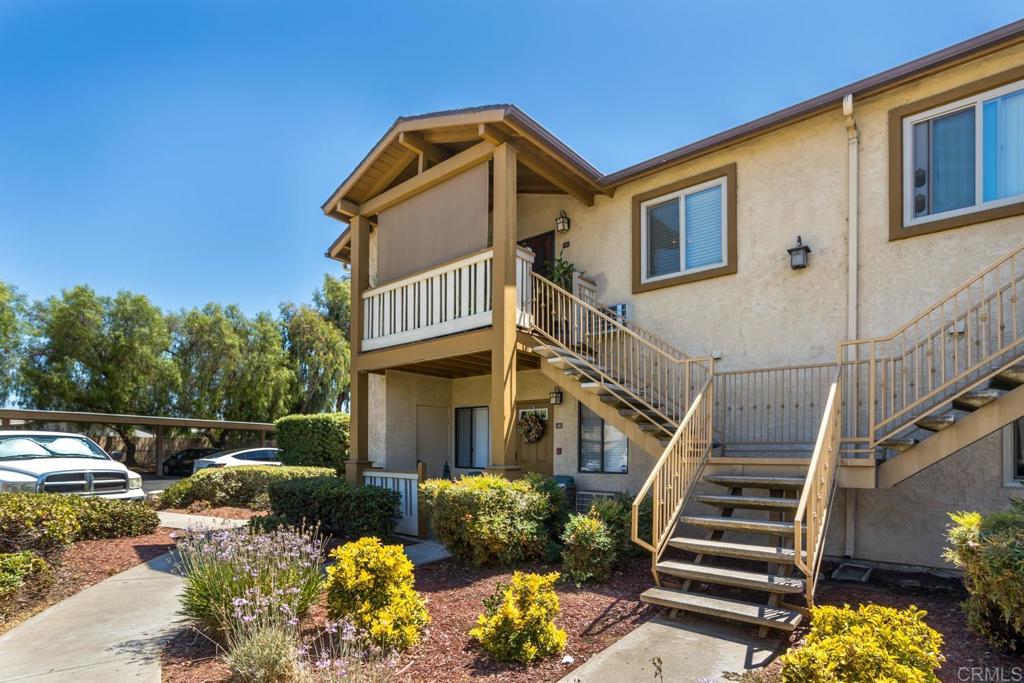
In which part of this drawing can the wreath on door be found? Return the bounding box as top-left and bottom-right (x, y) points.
(517, 413), (546, 443)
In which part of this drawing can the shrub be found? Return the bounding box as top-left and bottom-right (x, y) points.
(779, 604), (943, 683)
(175, 525), (324, 634)
(266, 477), (400, 541)
(325, 537), (429, 651)
(523, 473), (570, 544)
(0, 493), (81, 556)
(226, 623), (298, 683)
(584, 495), (652, 559)
(469, 571), (567, 663)
(945, 500), (1024, 653)
(419, 475), (548, 566)
(561, 514), (617, 585)
(75, 498), (159, 539)
(275, 413), (350, 471)
(0, 551), (52, 601)
(159, 465), (334, 510)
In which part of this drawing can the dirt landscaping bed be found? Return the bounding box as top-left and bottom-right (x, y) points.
(162, 555), (655, 683)
(1, 527), (177, 636)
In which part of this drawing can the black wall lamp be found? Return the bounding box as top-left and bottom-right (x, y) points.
(555, 210), (571, 233)
(549, 387), (564, 405)
(788, 236), (811, 270)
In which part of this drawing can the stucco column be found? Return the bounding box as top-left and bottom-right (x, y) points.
(154, 426), (166, 476)
(485, 143), (521, 478)
(347, 214), (373, 483)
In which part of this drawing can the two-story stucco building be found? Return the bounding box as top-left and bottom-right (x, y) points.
(321, 21), (1024, 631)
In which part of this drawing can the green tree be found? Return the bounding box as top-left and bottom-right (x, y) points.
(170, 305), (295, 447)
(282, 304), (349, 414)
(18, 286), (179, 464)
(0, 281), (26, 404)
(313, 273), (351, 339)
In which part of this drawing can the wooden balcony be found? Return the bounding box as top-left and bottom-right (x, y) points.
(360, 246), (535, 351)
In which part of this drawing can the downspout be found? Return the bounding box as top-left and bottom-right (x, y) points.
(843, 93), (859, 559)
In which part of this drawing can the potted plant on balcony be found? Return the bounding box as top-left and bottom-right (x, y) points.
(546, 249), (578, 292)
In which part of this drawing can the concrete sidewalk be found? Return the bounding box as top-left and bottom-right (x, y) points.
(0, 553), (183, 683)
(559, 615), (782, 683)
(0, 514), (451, 682)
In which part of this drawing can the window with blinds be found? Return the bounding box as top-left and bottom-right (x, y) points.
(455, 406), (489, 469)
(578, 405), (628, 474)
(902, 77), (1024, 228)
(641, 176), (727, 282)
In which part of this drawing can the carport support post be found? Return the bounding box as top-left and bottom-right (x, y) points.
(1, 418), (9, 428)
(259, 431), (266, 447)
(154, 426), (166, 476)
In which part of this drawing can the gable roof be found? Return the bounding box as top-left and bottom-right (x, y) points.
(325, 19), (1024, 261)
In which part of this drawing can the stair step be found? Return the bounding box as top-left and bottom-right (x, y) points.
(694, 494), (799, 511)
(952, 388), (1001, 412)
(703, 474), (806, 491)
(619, 407), (665, 422)
(993, 363), (1024, 389)
(655, 560), (805, 594)
(879, 438), (918, 453)
(680, 515), (794, 536)
(667, 537), (801, 564)
(639, 588), (802, 631)
(579, 381), (612, 395)
(915, 413), (956, 432)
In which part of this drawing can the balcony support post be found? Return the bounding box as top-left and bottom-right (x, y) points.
(347, 214), (373, 482)
(486, 143), (522, 478)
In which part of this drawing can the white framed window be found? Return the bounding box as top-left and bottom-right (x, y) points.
(902, 78), (1024, 228)
(639, 175), (728, 284)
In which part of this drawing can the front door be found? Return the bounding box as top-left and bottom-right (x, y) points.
(515, 401), (553, 476)
(518, 231), (556, 278)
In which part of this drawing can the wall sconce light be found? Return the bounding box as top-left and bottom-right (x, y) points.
(787, 236), (811, 270)
(549, 387), (564, 405)
(555, 210), (571, 233)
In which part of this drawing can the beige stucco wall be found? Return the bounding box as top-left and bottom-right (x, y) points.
(517, 41), (1024, 369)
(825, 429), (1021, 570)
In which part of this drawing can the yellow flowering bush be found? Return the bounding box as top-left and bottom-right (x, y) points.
(469, 571), (567, 663)
(780, 604), (944, 683)
(325, 537), (429, 652)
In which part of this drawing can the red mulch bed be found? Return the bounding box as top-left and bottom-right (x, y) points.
(165, 505), (263, 521)
(789, 576), (1023, 683)
(399, 556), (655, 682)
(162, 555), (655, 683)
(1, 527), (177, 635)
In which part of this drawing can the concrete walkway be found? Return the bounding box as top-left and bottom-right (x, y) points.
(157, 510), (248, 530)
(559, 614), (782, 683)
(0, 514), (451, 682)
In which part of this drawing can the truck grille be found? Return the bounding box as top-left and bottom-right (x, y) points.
(38, 471), (129, 495)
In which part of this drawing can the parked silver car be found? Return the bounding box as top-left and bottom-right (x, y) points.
(0, 431), (145, 500)
(192, 447), (282, 473)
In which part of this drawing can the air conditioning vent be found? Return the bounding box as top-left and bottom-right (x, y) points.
(575, 490), (619, 514)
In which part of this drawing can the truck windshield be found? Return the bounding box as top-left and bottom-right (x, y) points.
(0, 435), (110, 460)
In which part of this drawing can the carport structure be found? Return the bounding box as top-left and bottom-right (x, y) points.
(0, 408), (276, 474)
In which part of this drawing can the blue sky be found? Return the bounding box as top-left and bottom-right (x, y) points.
(1, 1), (1021, 315)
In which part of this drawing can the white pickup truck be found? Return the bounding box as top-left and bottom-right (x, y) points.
(0, 431), (145, 500)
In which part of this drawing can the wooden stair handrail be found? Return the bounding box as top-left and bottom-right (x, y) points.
(793, 367), (842, 608)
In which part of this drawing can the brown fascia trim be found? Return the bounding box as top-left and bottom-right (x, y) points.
(321, 20), (1024, 216)
(603, 19), (1024, 188)
(888, 63), (1024, 241)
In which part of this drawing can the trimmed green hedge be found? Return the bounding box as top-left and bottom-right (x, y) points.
(274, 413), (350, 470)
(0, 493), (159, 557)
(158, 465), (334, 510)
(264, 476), (400, 540)
(419, 475), (548, 567)
(0, 550), (52, 618)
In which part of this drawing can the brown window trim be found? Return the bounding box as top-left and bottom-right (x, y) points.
(888, 64), (1024, 241)
(631, 163), (737, 294)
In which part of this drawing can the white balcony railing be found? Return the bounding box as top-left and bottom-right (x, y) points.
(361, 246), (535, 351)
